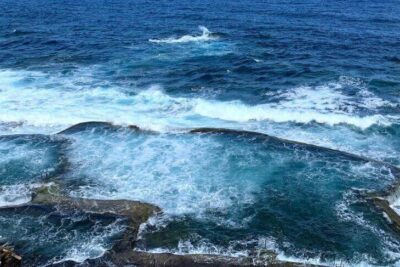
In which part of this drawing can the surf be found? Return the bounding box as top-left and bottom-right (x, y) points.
(149, 26), (217, 44)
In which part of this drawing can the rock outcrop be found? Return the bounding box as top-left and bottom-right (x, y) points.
(372, 197), (400, 232)
(32, 185), (160, 227)
(0, 245), (21, 267)
(4, 123), (398, 266)
(84, 250), (323, 267)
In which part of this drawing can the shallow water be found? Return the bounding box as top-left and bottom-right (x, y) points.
(1, 0), (400, 265)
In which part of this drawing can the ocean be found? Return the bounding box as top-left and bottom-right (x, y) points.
(0, 0), (400, 266)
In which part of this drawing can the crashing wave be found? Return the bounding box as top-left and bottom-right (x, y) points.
(0, 184), (33, 207)
(0, 69), (396, 134)
(149, 26), (217, 44)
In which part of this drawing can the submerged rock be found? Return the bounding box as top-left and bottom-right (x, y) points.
(57, 121), (118, 134)
(366, 171), (400, 233)
(0, 245), (21, 267)
(32, 185), (160, 221)
(190, 127), (400, 172)
(58, 121), (142, 135)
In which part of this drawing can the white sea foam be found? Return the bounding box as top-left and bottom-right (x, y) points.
(138, 234), (279, 258)
(51, 219), (125, 265)
(0, 135), (58, 180)
(140, 236), (400, 267)
(0, 184), (32, 207)
(0, 69), (397, 136)
(67, 133), (260, 219)
(0, 183), (54, 207)
(142, 239), (249, 257)
(149, 26), (217, 44)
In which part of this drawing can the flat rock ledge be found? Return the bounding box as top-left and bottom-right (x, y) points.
(32, 185), (161, 230)
(61, 250), (323, 267)
(31, 185), (161, 251)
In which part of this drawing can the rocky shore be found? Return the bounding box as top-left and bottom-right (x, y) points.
(2, 122), (400, 266)
(2, 184), (325, 266)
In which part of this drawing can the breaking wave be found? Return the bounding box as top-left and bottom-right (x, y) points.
(149, 26), (217, 44)
(0, 69), (397, 136)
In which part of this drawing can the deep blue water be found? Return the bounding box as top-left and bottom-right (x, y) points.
(1, 0), (400, 266)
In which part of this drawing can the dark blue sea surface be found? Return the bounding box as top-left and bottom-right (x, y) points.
(0, 0), (400, 266)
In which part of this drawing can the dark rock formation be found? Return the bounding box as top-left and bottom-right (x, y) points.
(83, 250), (323, 267)
(0, 245), (21, 267)
(372, 197), (400, 232)
(58, 121), (120, 134)
(32, 186), (160, 222)
(58, 121), (142, 135)
(30, 185), (161, 254)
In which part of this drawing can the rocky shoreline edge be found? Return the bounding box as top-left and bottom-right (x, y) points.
(1, 185), (324, 267)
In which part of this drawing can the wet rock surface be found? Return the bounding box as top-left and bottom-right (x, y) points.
(31, 185), (161, 225)
(372, 197), (400, 232)
(90, 250), (322, 267)
(0, 245), (21, 267)
(59, 251), (324, 267)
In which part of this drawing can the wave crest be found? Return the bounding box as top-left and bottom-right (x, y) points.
(0, 69), (398, 135)
(149, 26), (217, 44)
